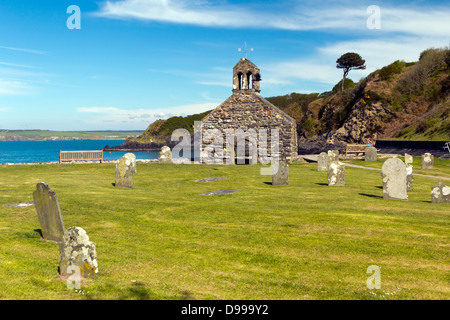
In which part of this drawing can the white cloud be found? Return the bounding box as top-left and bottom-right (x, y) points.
(94, 0), (450, 37)
(77, 102), (217, 126)
(0, 62), (39, 69)
(0, 46), (46, 55)
(0, 79), (35, 96)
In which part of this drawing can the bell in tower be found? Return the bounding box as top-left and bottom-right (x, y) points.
(232, 58), (261, 93)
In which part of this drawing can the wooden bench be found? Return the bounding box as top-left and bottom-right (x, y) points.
(345, 144), (370, 157)
(59, 150), (103, 164)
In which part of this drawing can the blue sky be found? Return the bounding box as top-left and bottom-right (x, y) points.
(0, 0), (449, 130)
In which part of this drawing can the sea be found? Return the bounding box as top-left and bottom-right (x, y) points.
(0, 140), (160, 164)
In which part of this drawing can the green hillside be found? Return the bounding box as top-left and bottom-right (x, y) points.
(266, 47), (450, 142)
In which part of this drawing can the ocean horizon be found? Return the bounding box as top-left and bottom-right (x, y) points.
(0, 140), (160, 164)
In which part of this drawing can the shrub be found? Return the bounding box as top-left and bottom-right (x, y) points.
(378, 60), (405, 81)
(397, 48), (448, 95)
(332, 78), (355, 92)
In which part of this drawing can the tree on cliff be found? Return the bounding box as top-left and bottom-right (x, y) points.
(336, 52), (366, 92)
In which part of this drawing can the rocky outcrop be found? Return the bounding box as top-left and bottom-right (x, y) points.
(327, 100), (394, 144)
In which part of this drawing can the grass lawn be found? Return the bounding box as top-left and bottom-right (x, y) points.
(0, 159), (449, 300)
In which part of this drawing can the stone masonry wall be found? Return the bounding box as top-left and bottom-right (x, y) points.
(201, 91), (297, 162)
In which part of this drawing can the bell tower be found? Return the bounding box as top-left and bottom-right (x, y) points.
(232, 58), (261, 93)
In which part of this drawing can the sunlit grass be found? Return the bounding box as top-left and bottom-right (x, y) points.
(0, 161), (448, 300)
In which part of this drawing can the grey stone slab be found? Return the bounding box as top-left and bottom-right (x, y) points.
(124, 153), (137, 174)
(421, 153), (434, 169)
(201, 190), (239, 196)
(59, 227), (98, 278)
(328, 150), (339, 162)
(381, 157), (408, 200)
(33, 182), (65, 242)
(4, 201), (35, 208)
(404, 153), (413, 164)
(159, 146), (172, 164)
(431, 182), (450, 203)
(317, 152), (330, 171)
(272, 161), (289, 186)
(365, 146), (377, 161)
(328, 161), (345, 186)
(195, 177), (226, 182)
(406, 164), (413, 191)
(115, 155), (133, 188)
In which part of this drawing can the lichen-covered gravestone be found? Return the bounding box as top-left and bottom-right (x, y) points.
(328, 150), (339, 162)
(328, 161), (345, 186)
(406, 164), (413, 191)
(124, 153), (137, 174)
(159, 146), (172, 164)
(59, 227), (98, 278)
(381, 158), (408, 200)
(365, 146), (377, 162)
(421, 153), (434, 169)
(404, 153), (413, 165)
(272, 161), (289, 186)
(33, 182), (65, 242)
(431, 182), (450, 203)
(115, 155), (133, 188)
(317, 152), (330, 171)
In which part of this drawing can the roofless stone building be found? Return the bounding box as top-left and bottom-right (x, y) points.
(200, 58), (297, 164)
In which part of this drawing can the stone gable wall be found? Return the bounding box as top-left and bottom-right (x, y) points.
(201, 92), (297, 162)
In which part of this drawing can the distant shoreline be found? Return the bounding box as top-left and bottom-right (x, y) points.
(1, 159), (159, 166)
(0, 137), (128, 142)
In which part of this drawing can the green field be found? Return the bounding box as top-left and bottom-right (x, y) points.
(0, 158), (449, 300)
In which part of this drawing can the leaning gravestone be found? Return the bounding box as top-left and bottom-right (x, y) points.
(33, 182), (65, 242)
(365, 146), (377, 161)
(406, 164), (413, 191)
(317, 152), (330, 171)
(381, 158), (408, 200)
(328, 161), (345, 186)
(328, 150), (339, 162)
(115, 155), (133, 188)
(159, 146), (172, 164)
(124, 153), (137, 174)
(431, 182), (450, 203)
(404, 153), (413, 165)
(421, 153), (434, 169)
(272, 161), (289, 186)
(59, 227), (98, 278)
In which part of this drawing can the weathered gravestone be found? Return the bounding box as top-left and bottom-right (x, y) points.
(317, 152), (330, 171)
(115, 155), (133, 188)
(406, 164), (413, 191)
(431, 182), (450, 203)
(404, 153), (413, 165)
(124, 153), (137, 174)
(59, 227), (98, 278)
(159, 146), (172, 164)
(272, 161), (289, 186)
(421, 153), (434, 169)
(365, 146), (377, 161)
(328, 161), (345, 186)
(381, 158), (408, 200)
(328, 150), (339, 162)
(33, 182), (65, 242)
